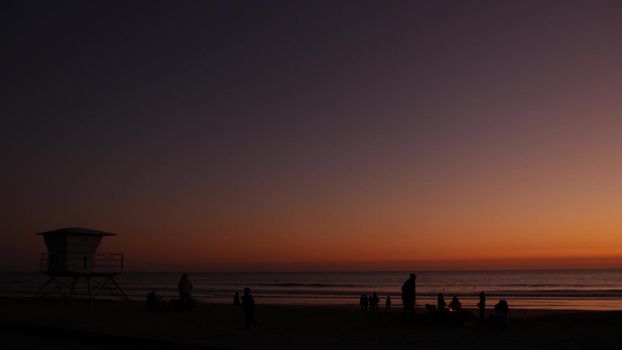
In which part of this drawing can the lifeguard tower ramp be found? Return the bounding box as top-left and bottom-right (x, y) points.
(35, 227), (128, 300)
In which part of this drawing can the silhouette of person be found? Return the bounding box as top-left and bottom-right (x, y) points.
(146, 290), (159, 311)
(401, 273), (417, 314)
(177, 273), (193, 310)
(493, 299), (509, 328)
(370, 293), (380, 312)
(495, 299), (508, 314)
(437, 292), (447, 311)
(385, 295), (392, 311)
(449, 296), (462, 312)
(234, 291), (240, 306)
(478, 291), (486, 321)
(241, 287), (256, 330)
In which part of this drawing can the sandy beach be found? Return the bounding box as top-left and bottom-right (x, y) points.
(1, 298), (621, 349)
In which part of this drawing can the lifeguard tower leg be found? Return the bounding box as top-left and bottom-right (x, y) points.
(68, 277), (77, 300)
(87, 277), (92, 299)
(34, 277), (54, 297)
(110, 277), (129, 301)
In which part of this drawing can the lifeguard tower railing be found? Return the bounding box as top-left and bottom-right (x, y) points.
(39, 252), (124, 276)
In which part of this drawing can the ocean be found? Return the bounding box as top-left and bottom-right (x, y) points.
(2, 269), (622, 310)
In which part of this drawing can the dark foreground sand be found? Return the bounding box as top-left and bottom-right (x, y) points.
(1, 298), (621, 349)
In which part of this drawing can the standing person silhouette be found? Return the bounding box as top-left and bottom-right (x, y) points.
(241, 287), (256, 330)
(177, 273), (193, 310)
(401, 273), (417, 315)
(146, 290), (159, 311)
(370, 293), (380, 312)
(437, 292), (447, 311)
(385, 295), (392, 312)
(478, 291), (486, 322)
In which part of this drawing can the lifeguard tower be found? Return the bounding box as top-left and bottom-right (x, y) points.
(35, 227), (128, 300)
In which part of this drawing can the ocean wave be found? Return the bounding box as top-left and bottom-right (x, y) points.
(255, 283), (362, 288)
(495, 284), (575, 287)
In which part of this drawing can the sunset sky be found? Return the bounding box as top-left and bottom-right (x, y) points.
(2, 1), (622, 271)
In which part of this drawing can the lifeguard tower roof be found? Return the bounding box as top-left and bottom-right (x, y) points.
(36, 227), (116, 236)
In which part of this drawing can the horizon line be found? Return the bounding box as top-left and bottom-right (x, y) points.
(4, 266), (622, 274)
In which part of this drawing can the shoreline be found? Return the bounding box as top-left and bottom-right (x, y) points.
(4, 270), (622, 312)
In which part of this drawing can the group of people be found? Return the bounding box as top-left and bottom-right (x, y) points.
(145, 274), (257, 330)
(356, 273), (510, 327)
(359, 292), (388, 311)
(356, 273), (419, 315)
(146, 272), (510, 330)
(432, 292), (465, 313)
(403, 273), (510, 327)
(434, 292), (464, 312)
(233, 288), (257, 330)
(359, 293), (395, 311)
(146, 273), (194, 311)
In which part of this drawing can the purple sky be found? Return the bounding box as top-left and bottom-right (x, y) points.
(2, 1), (622, 271)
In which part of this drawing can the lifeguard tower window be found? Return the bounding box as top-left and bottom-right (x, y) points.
(35, 227), (128, 300)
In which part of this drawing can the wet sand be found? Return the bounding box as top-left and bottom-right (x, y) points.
(1, 297), (621, 349)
